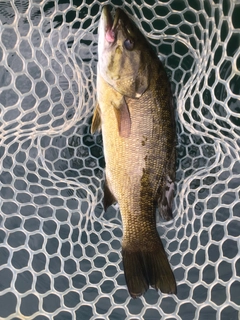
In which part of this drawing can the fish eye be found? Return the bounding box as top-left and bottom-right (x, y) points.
(124, 39), (134, 50)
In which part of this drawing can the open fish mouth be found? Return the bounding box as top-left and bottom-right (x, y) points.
(101, 6), (121, 43)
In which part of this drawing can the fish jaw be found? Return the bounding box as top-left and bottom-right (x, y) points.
(98, 6), (116, 59)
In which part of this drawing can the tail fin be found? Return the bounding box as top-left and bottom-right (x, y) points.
(122, 240), (176, 298)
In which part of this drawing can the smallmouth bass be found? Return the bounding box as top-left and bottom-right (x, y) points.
(91, 5), (177, 298)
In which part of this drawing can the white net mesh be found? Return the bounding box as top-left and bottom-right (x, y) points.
(0, 0), (240, 319)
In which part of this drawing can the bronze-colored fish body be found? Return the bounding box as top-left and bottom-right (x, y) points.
(92, 6), (176, 298)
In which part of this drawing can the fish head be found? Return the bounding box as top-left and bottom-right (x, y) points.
(98, 6), (154, 98)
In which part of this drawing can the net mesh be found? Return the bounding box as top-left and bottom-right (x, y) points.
(0, 0), (240, 319)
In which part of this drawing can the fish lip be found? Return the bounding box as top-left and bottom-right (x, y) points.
(102, 6), (113, 32)
(112, 8), (121, 31)
(101, 6), (122, 43)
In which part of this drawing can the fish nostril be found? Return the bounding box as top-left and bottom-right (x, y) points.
(115, 46), (122, 55)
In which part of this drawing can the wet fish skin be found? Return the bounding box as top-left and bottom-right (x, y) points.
(91, 6), (177, 298)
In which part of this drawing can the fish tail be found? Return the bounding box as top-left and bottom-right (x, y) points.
(122, 239), (176, 298)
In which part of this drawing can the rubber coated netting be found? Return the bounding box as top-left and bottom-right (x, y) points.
(0, 0), (240, 319)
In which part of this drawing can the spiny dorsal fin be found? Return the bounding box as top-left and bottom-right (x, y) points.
(91, 103), (101, 134)
(112, 97), (131, 138)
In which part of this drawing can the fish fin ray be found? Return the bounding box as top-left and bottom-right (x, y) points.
(91, 103), (101, 134)
(122, 249), (149, 298)
(112, 97), (131, 138)
(122, 240), (176, 298)
(143, 245), (176, 294)
(103, 179), (117, 211)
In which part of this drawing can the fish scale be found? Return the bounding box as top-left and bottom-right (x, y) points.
(91, 6), (176, 298)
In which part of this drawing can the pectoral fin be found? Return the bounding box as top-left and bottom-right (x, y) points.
(112, 97), (131, 138)
(91, 103), (101, 134)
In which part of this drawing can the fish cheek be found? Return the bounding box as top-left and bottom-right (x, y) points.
(105, 45), (123, 82)
(126, 50), (151, 98)
(115, 61), (150, 98)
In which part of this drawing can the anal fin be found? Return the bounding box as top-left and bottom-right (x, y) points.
(158, 175), (175, 221)
(158, 147), (176, 221)
(103, 180), (117, 211)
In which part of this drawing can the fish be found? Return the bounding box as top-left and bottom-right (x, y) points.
(91, 5), (177, 298)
